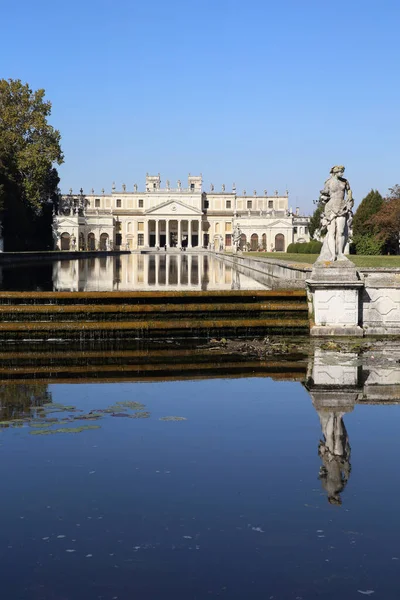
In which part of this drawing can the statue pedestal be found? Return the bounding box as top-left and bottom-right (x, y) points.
(306, 258), (364, 337)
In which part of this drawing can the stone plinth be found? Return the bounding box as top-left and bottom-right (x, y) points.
(306, 258), (364, 337)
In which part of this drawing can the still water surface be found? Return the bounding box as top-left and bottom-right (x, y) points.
(0, 253), (268, 292)
(1, 346), (400, 599)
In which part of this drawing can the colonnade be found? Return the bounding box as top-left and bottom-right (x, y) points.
(146, 218), (203, 248)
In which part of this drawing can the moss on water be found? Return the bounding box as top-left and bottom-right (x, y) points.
(30, 425), (101, 436)
(159, 416), (187, 422)
(129, 411), (150, 419)
(116, 401), (146, 411)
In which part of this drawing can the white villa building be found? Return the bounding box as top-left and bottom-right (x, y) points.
(55, 174), (310, 252)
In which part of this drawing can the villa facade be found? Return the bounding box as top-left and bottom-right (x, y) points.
(55, 174), (310, 252)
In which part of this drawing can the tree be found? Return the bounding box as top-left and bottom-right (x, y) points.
(308, 203), (325, 240)
(0, 79), (63, 250)
(352, 189), (384, 254)
(368, 187), (400, 254)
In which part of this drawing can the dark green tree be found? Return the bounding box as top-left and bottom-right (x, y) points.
(308, 203), (325, 239)
(352, 189), (384, 254)
(0, 79), (63, 250)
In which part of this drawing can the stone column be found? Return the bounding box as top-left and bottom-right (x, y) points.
(198, 219), (202, 248)
(166, 253), (170, 284)
(166, 220), (170, 248)
(188, 221), (192, 249)
(188, 254), (193, 284)
(155, 219), (159, 247)
(155, 253), (159, 286)
(178, 219), (181, 248)
(144, 220), (149, 247)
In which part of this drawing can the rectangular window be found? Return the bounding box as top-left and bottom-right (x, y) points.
(190, 183), (195, 191)
(268, 200), (273, 208)
(226, 200), (231, 209)
(138, 199), (144, 208)
(247, 200), (252, 209)
(116, 199), (121, 208)
(95, 198), (100, 208)
(225, 234), (232, 247)
(225, 222), (232, 232)
(304, 226), (308, 234)
(138, 233), (144, 246)
(138, 222), (144, 231)
(293, 227), (298, 234)
(204, 199), (209, 209)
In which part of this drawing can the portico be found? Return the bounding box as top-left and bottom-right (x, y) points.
(145, 200), (203, 248)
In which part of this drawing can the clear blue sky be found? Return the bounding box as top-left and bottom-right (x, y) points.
(2, 0), (399, 213)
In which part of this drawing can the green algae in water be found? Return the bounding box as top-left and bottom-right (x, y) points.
(30, 425), (101, 436)
(159, 416), (187, 422)
(128, 411), (150, 419)
(29, 422), (53, 428)
(116, 401), (146, 411)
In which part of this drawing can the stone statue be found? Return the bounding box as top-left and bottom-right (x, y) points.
(134, 184), (138, 192)
(243, 190), (246, 196)
(253, 190), (257, 196)
(166, 180), (170, 189)
(177, 180), (181, 189)
(317, 165), (354, 262)
(210, 184), (214, 192)
(101, 188), (105, 194)
(91, 188), (94, 195)
(317, 410), (351, 505)
(264, 189), (267, 196)
(222, 184), (225, 192)
(112, 182), (116, 192)
(232, 223), (242, 253)
(122, 183), (126, 192)
(232, 183), (236, 192)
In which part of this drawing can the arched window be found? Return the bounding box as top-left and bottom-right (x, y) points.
(60, 232), (70, 251)
(262, 233), (266, 250)
(239, 233), (247, 250)
(100, 233), (109, 251)
(275, 233), (285, 252)
(215, 222), (220, 234)
(87, 233), (96, 251)
(127, 222), (131, 233)
(250, 233), (259, 251)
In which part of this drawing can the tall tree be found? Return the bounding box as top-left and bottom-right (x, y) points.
(0, 79), (63, 250)
(368, 186), (400, 254)
(352, 189), (384, 254)
(308, 203), (325, 240)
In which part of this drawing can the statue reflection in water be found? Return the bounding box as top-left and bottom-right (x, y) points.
(317, 409), (351, 505)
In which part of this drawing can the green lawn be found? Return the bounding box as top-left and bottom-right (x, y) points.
(246, 252), (400, 268)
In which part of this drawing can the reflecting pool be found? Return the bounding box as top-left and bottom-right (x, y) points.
(1, 342), (400, 599)
(0, 253), (270, 292)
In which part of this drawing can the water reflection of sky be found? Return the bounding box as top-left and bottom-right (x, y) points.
(1, 344), (400, 599)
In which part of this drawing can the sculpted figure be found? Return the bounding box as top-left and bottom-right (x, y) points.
(210, 183), (214, 192)
(222, 184), (225, 192)
(232, 223), (242, 253)
(122, 183), (126, 192)
(318, 165), (353, 261)
(134, 184), (138, 192)
(317, 410), (351, 505)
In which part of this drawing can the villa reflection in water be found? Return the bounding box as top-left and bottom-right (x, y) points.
(52, 253), (267, 292)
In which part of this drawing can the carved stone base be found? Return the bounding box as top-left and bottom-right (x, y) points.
(307, 258), (364, 336)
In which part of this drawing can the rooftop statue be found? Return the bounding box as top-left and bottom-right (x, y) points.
(317, 165), (353, 262)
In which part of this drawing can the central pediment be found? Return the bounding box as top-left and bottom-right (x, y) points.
(146, 199), (202, 216)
